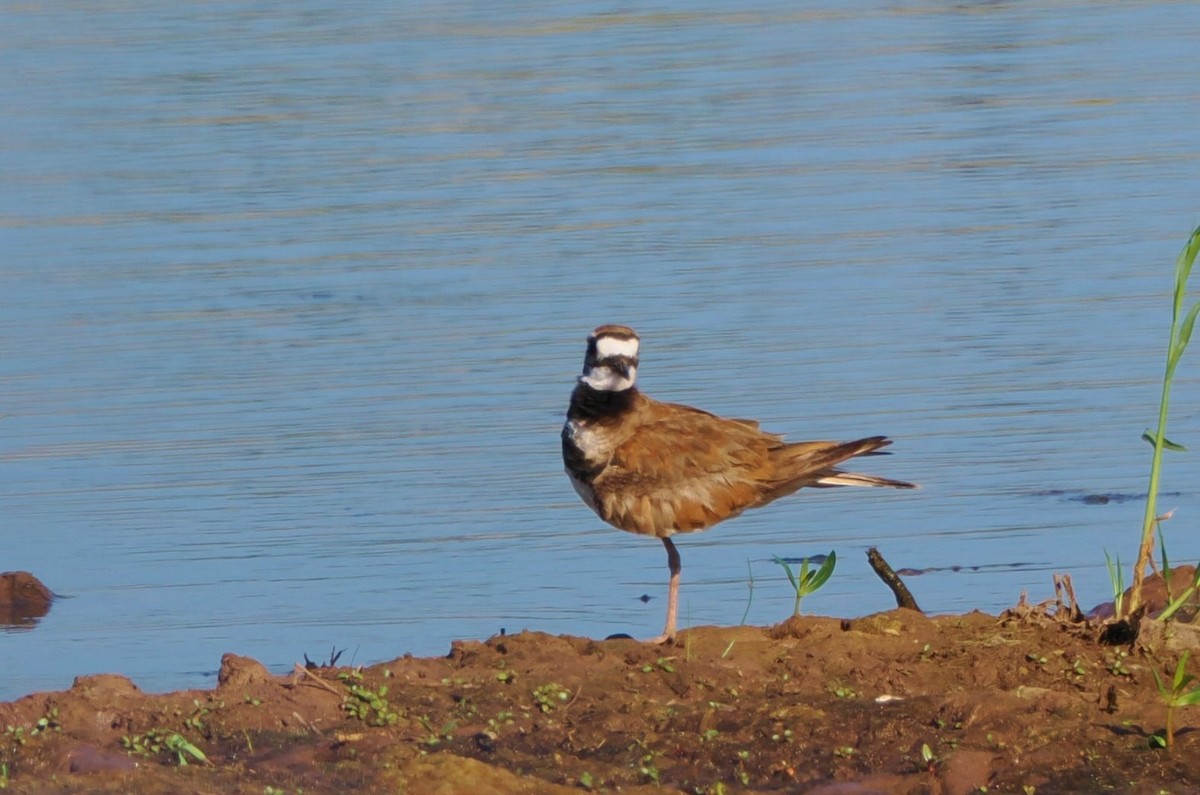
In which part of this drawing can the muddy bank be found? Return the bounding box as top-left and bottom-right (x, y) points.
(3, 607), (1200, 794)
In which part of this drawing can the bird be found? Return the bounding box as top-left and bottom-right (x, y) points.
(561, 324), (916, 643)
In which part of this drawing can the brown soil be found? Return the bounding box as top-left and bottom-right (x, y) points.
(5, 603), (1200, 795)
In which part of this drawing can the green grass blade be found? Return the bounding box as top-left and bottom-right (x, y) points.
(1136, 226), (1200, 616)
(739, 559), (754, 626)
(1159, 528), (1172, 593)
(1157, 583), (1197, 622)
(771, 556), (799, 591)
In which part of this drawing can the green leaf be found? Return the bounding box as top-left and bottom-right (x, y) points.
(1176, 225), (1200, 282)
(1177, 301), (1200, 353)
(798, 557), (812, 585)
(1151, 665), (1168, 696)
(1173, 226), (1200, 303)
(1173, 652), (1191, 692)
(771, 556), (799, 591)
(805, 551), (837, 593)
(1174, 687), (1200, 707)
(1141, 430), (1188, 451)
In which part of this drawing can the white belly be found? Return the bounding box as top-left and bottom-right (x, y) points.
(562, 419), (604, 515)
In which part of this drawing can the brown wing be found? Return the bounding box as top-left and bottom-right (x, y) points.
(590, 399), (893, 537)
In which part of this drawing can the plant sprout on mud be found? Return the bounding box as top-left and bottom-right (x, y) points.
(1150, 651), (1200, 749)
(772, 551), (836, 616)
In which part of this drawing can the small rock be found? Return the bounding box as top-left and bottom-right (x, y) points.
(0, 571), (54, 627)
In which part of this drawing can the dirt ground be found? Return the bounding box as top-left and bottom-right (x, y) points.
(5, 578), (1200, 795)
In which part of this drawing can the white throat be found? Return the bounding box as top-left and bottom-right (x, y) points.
(580, 364), (638, 392)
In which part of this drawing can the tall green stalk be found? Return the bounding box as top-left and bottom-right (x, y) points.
(1129, 226), (1200, 615)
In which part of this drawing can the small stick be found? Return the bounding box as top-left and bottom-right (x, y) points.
(867, 547), (922, 612)
(292, 711), (324, 736)
(1054, 572), (1083, 621)
(291, 663), (344, 697)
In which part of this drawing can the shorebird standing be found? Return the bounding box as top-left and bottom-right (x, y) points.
(561, 324), (915, 643)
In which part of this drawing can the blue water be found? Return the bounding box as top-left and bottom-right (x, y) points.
(3, 1), (1200, 700)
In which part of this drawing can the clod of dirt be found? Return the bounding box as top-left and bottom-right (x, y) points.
(217, 652), (273, 688)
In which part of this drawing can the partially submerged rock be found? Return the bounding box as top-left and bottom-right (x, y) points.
(0, 571), (54, 628)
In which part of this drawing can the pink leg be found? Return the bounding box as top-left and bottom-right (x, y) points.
(648, 537), (681, 644)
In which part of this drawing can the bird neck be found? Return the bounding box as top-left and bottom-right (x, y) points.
(568, 382), (639, 421)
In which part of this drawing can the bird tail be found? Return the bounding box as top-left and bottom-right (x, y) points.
(761, 435), (916, 504)
(814, 471), (917, 489)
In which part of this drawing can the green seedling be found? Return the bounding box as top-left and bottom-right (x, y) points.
(1104, 550), (1125, 618)
(1131, 225), (1200, 614)
(830, 683), (858, 699)
(735, 749), (751, 785)
(1150, 651), (1200, 749)
(772, 550), (837, 616)
(641, 657), (675, 674)
(30, 708), (60, 737)
(531, 683), (570, 713)
(487, 709), (514, 736)
(341, 680), (400, 727)
(918, 742), (939, 772)
(415, 714), (457, 746)
(1106, 650), (1132, 677)
(121, 729), (208, 766)
(638, 753), (661, 785)
(183, 698), (223, 733)
(3, 708), (61, 749)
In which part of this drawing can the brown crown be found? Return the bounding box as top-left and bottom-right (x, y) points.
(589, 324), (639, 342)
